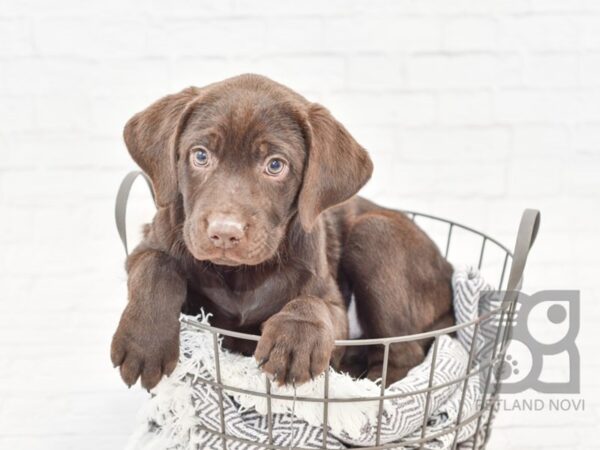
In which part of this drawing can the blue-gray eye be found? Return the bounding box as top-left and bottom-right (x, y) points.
(266, 158), (285, 175)
(193, 148), (209, 166)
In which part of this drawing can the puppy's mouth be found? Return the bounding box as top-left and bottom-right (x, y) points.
(199, 250), (272, 267)
(208, 252), (249, 267)
(186, 241), (276, 267)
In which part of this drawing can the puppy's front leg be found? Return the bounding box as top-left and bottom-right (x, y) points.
(111, 248), (186, 390)
(254, 293), (347, 385)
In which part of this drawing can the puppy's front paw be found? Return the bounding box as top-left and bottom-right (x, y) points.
(254, 311), (334, 385)
(110, 311), (180, 390)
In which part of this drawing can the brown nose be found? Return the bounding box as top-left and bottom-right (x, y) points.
(207, 215), (246, 249)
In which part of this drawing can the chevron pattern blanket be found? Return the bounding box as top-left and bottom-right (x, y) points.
(126, 267), (500, 450)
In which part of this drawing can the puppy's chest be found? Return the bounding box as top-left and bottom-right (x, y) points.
(186, 268), (296, 327)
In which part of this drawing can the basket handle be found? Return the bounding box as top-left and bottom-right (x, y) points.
(505, 209), (541, 292)
(115, 170), (155, 255)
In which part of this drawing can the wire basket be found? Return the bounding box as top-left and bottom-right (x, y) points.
(116, 172), (541, 450)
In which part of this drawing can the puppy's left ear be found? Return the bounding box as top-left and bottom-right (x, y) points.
(298, 103), (373, 230)
(123, 87), (200, 207)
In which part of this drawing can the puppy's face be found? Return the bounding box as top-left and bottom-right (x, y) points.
(177, 92), (306, 266)
(124, 74), (373, 267)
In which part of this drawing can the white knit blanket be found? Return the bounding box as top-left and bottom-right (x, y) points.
(126, 267), (499, 450)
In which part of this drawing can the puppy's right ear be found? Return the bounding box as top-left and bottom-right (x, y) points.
(123, 87), (200, 207)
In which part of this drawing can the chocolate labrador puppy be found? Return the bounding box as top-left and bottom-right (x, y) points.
(111, 74), (453, 390)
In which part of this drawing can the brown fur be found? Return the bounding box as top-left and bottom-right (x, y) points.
(110, 74), (453, 390)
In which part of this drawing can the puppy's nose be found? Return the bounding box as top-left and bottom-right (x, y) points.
(207, 215), (246, 249)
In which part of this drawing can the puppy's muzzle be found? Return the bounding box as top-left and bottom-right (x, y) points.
(207, 213), (247, 249)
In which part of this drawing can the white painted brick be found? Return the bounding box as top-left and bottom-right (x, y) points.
(0, 58), (42, 95)
(494, 424), (584, 448)
(146, 0), (234, 17)
(14, 0), (148, 16)
(494, 89), (580, 123)
(232, 0), (351, 16)
(498, 16), (579, 52)
(579, 16), (600, 50)
(0, 18), (34, 56)
(387, 92), (438, 127)
(580, 52), (600, 87)
(247, 55), (346, 93)
(564, 156), (600, 196)
(579, 89), (600, 122)
(146, 18), (268, 57)
(0, 169), (124, 207)
(401, 126), (511, 162)
(0, 96), (36, 132)
(34, 18), (149, 58)
(572, 232), (600, 264)
(171, 57), (230, 90)
(573, 124), (600, 156)
(325, 92), (436, 127)
(582, 0), (600, 11)
(350, 126), (399, 154)
(513, 125), (571, 157)
(39, 59), (96, 96)
(346, 55), (405, 90)
(359, 151), (400, 199)
(34, 95), (90, 131)
(91, 59), (171, 97)
(324, 17), (442, 52)
(530, 0), (585, 12)
(487, 0), (533, 14)
(506, 156), (564, 196)
(350, 0), (427, 15)
(443, 17), (498, 51)
(407, 54), (521, 89)
(438, 91), (493, 125)
(89, 95), (148, 137)
(380, 0), (529, 15)
(435, 161), (507, 196)
(0, 133), (129, 170)
(524, 53), (579, 88)
(387, 17), (444, 52)
(0, 59), (96, 97)
(379, 160), (506, 197)
(265, 18), (325, 53)
(487, 196), (600, 233)
(0, 0), (33, 14)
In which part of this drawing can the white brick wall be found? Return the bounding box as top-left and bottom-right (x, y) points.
(0, 1), (598, 448)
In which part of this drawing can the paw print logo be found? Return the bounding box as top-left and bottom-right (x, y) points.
(496, 290), (580, 394)
(493, 339), (533, 386)
(499, 354), (519, 380)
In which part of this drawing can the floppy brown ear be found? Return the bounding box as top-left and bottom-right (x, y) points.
(123, 87), (200, 207)
(298, 103), (373, 230)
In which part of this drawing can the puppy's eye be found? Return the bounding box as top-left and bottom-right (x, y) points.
(265, 158), (286, 176)
(192, 147), (210, 167)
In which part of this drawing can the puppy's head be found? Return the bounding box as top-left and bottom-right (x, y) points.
(124, 74), (372, 266)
